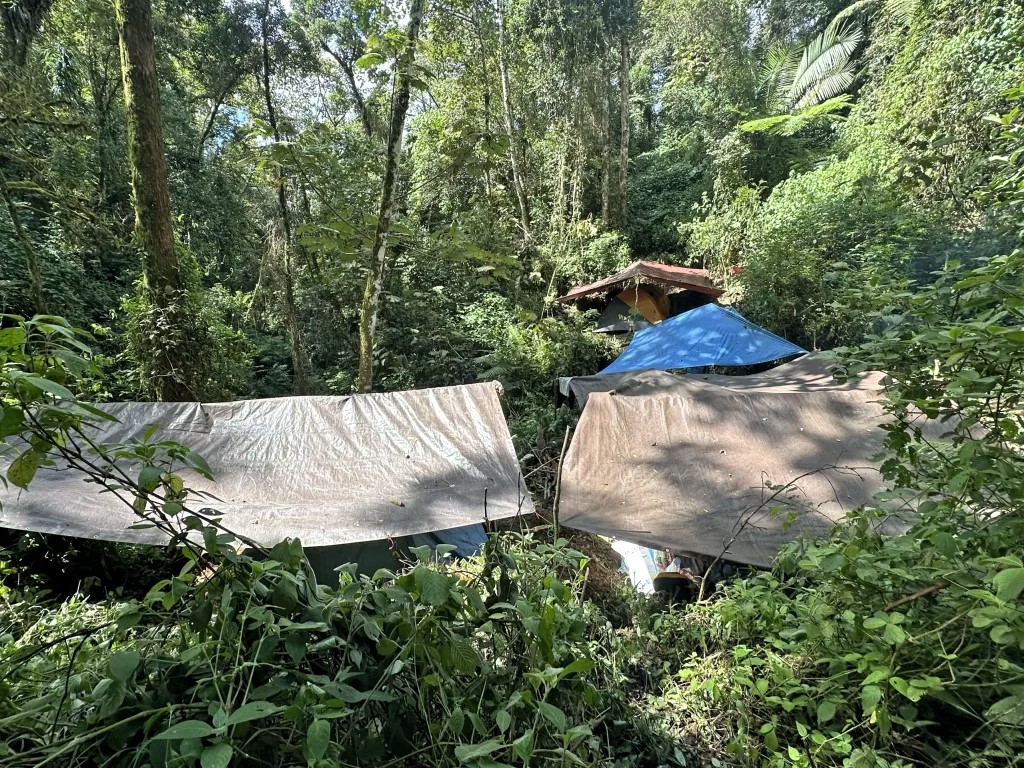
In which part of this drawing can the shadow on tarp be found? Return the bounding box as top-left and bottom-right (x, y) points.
(558, 374), (916, 569)
(0, 383), (535, 583)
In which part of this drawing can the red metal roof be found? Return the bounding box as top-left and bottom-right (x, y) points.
(557, 260), (723, 302)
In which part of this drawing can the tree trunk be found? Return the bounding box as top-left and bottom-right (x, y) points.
(115, 0), (193, 401)
(495, 0), (531, 241)
(601, 64), (612, 224)
(1, 0), (52, 68)
(356, 0), (426, 393)
(618, 32), (630, 227)
(260, 1), (311, 395)
(322, 42), (374, 139)
(0, 172), (45, 314)
(472, 0), (494, 200)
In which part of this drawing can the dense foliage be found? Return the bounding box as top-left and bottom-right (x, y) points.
(3, 0), (1024, 765)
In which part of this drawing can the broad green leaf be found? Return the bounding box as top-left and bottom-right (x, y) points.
(307, 719), (330, 760)
(185, 450), (213, 479)
(448, 635), (479, 674)
(861, 685), (883, 716)
(495, 709), (511, 733)
(0, 326), (26, 349)
(138, 466), (162, 492)
(152, 720), (216, 740)
(537, 701), (567, 730)
(512, 729), (534, 762)
(224, 700), (284, 725)
(558, 658), (596, 678)
(200, 743), (233, 768)
(285, 633), (307, 663)
(355, 52), (385, 68)
(0, 406), (23, 437)
(109, 651), (141, 682)
(8, 448), (42, 490)
(993, 568), (1024, 601)
(454, 738), (503, 763)
(817, 700), (837, 724)
(415, 566), (450, 606)
(986, 695), (1024, 725)
(21, 375), (75, 401)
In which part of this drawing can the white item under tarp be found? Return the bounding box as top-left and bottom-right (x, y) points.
(611, 539), (663, 594)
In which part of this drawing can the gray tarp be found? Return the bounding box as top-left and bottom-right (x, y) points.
(0, 382), (532, 547)
(558, 353), (872, 408)
(558, 361), (907, 567)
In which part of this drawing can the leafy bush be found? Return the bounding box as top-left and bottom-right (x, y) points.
(734, 147), (943, 349)
(557, 230), (634, 290)
(0, 312), (683, 767)
(0, 533), (685, 767)
(635, 108), (1024, 765)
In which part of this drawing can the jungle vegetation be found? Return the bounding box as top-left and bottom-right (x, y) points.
(1, 0), (1023, 765)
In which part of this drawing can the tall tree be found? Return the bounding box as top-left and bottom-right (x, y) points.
(618, 31), (630, 226)
(601, 63), (613, 224)
(114, 0), (194, 401)
(258, 0), (311, 395)
(357, 0), (427, 392)
(495, 0), (531, 241)
(1, 0), (52, 67)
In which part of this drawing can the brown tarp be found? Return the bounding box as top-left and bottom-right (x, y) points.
(0, 382), (532, 547)
(558, 361), (906, 567)
(558, 260), (724, 302)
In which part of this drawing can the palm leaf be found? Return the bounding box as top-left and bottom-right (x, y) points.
(830, 0), (881, 25)
(761, 44), (800, 113)
(787, 23), (862, 110)
(830, 0), (919, 27)
(793, 69), (856, 110)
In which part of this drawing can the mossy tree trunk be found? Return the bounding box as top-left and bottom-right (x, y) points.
(356, 0), (426, 393)
(115, 0), (194, 401)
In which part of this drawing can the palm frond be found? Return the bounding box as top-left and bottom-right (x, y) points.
(793, 69), (856, 110)
(830, 0), (881, 26)
(829, 0), (919, 28)
(761, 44), (800, 113)
(886, 0), (920, 26)
(787, 23), (862, 109)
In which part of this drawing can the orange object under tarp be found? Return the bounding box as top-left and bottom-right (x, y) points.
(615, 286), (669, 323)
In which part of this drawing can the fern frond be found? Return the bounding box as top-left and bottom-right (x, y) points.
(775, 94), (854, 135)
(738, 114), (794, 133)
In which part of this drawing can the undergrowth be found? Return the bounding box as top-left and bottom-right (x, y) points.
(0, 534), (685, 767)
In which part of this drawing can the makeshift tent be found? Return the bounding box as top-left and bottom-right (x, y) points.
(558, 260), (723, 304)
(557, 357), (910, 568)
(0, 382), (532, 583)
(598, 304), (806, 375)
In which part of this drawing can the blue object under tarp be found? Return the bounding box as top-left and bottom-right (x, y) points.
(599, 304), (805, 375)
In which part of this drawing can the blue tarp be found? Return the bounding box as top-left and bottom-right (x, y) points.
(599, 303), (805, 375)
